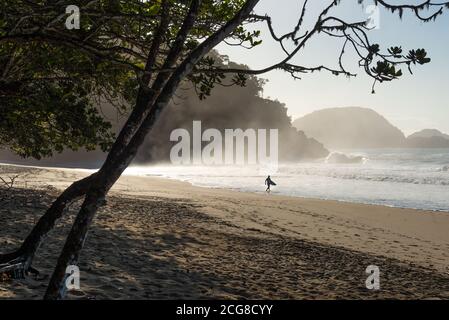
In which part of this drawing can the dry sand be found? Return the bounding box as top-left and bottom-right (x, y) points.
(0, 164), (448, 299)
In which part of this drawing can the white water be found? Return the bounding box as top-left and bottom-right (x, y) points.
(125, 148), (449, 212)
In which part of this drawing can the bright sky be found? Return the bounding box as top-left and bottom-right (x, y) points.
(216, 0), (449, 136)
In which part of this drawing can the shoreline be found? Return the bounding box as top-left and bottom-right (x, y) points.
(167, 177), (449, 214)
(3, 161), (448, 213)
(1, 163), (449, 299)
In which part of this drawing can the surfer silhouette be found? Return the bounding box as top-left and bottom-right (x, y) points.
(265, 175), (276, 193)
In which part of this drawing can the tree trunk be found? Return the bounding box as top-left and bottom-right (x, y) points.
(44, 188), (107, 299)
(0, 174), (96, 276)
(0, 1), (172, 275)
(43, 0), (260, 299)
(2, 0), (258, 278)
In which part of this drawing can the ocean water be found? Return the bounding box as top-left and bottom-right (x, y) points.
(125, 148), (449, 212)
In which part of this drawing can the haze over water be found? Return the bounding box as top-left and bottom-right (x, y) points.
(126, 148), (449, 212)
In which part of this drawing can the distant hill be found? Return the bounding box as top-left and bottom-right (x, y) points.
(293, 107), (406, 149)
(137, 69), (329, 163)
(0, 92), (329, 166)
(405, 129), (449, 148)
(0, 56), (329, 167)
(408, 129), (449, 140)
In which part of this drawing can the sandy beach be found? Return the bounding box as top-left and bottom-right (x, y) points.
(0, 164), (448, 299)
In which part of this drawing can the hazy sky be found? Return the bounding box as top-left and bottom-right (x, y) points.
(216, 0), (449, 135)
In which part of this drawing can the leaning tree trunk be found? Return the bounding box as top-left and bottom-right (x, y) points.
(0, 174), (96, 277)
(43, 0), (260, 299)
(0, 1), (172, 276)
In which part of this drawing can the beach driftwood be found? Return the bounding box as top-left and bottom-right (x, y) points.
(0, 261), (25, 279)
(0, 175), (20, 190)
